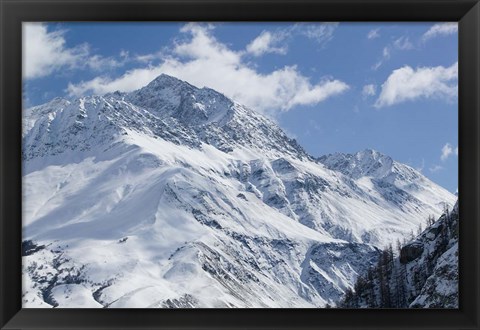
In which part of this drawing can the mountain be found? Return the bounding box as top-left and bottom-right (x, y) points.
(22, 74), (456, 308)
(340, 201), (458, 308)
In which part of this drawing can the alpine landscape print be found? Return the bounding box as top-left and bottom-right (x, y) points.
(22, 22), (459, 308)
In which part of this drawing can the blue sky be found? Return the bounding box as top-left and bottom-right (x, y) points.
(23, 22), (458, 192)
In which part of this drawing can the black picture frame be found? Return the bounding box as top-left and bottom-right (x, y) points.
(1, 0), (479, 329)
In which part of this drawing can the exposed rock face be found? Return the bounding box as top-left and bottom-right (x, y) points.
(400, 242), (424, 264)
(410, 242), (458, 308)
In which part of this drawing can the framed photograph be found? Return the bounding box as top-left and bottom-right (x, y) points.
(1, 0), (479, 329)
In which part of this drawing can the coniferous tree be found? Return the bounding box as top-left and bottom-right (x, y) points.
(396, 238), (402, 255)
(417, 223), (423, 235)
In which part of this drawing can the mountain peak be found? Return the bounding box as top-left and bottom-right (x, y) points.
(143, 74), (231, 104)
(355, 148), (392, 163)
(134, 74), (197, 100)
(146, 74), (193, 89)
(125, 74), (235, 127)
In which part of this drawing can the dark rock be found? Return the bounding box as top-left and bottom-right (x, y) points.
(236, 193), (248, 201)
(426, 223), (443, 239)
(118, 237), (128, 243)
(400, 242), (424, 264)
(22, 240), (45, 256)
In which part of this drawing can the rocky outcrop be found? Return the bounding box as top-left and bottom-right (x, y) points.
(400, 242), (424, 264)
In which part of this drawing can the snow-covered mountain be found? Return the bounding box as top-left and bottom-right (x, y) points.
(22, 74), (456, 308)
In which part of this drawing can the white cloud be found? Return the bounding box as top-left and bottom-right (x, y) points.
(393, 36), (413, 50)
(23, 23), (88, 79)
(371, 61), (383, 71)
(119, 50), (129, 59)
(86, 54), (124, 71)
(246, 31), (287, 56)
(367, 29), (380, 40)
(24, 23), (125, 80)
(68, 24), (349, 115)
(416, 158), (425, 172)
(429, 164), (444, 173)
(246, 23), (337, 57)
(295, 23), (338, 45)
(382, 47), (391, 59)
(362, 84), (376, 98)
(372, 47), (391, 71)
(374, 62), (458, 108)
(441, 143), (453, 161)
(134, 53), (160, 63)
(174, 23), (240, 64)
(440, 143), (458, 161)
(371, 36), (413, 71)
(422, 23), (458, 41)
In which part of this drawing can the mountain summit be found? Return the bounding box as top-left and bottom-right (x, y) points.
(22, 75), (455, 308)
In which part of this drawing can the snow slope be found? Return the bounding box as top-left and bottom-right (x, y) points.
(22, 74), (455, 308)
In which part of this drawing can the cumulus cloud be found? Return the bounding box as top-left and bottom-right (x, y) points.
(374, 62), (457, 108)
(23, 23), (87, 79)
(362, 84), (376, 98)
(367, 29), (380, 40)
(246, 31), (287, 56)
(23, 23), (124, 80)
(67, 24), (349, 115)
(422, 23), (458, 41)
